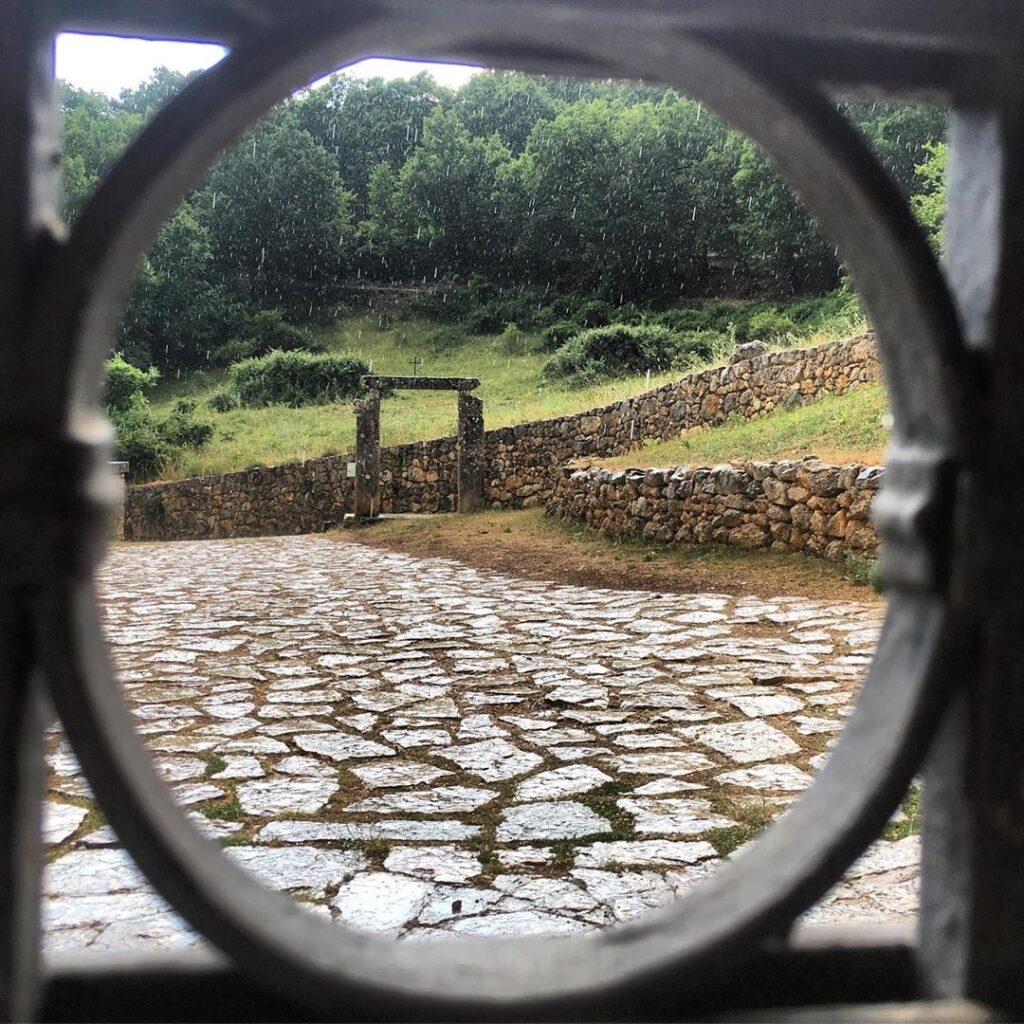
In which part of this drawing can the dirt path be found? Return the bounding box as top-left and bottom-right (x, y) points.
(346, 509), (884, 604)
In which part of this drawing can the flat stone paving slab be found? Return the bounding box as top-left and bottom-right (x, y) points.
(42, 535), (916, 952)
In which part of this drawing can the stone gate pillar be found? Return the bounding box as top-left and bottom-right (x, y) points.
(353, 389), (381, 519)
(457, 392), (485, 513)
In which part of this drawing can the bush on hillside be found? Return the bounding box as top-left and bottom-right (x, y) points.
(464, 293), (547, 334)
(543, 322), (681, 384)
(746, 308), (797, 341)
(230, 349), (371, 408)
(656, 307), (716, 333)
(408, 277), (486, 322)
(426, 324), (471, 353)
(104, 358), (213, 481)
(111, 407), (175, 482)
(499, 321), (529, 355)
(411, 282), (556, 333)
(676, 329), (731, 366)
(104, 353), (160, 413)
(541, 320), (578, 351)
(160, 399), (215, 448)
(210, 310), (323, 367)
(207, 386), (238, 413)
(784, 288), (864, 335)
(570, 298), (614, 328)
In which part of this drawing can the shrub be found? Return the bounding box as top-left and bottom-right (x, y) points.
(210, 338), (259, 366)
(846, 554), (882, 593)
(210, 310), (322, 367)
(412, 282), (554, 333)
(543, 322), (681, 384)
(747, 308), (797, 341)
(675, 330), (730, 367)
(408, 277), (489, 323)
(426, 324), (470, 353)
(111, 407), (174, 482)
(207, 387), (238, 413)
(104, 353), (159, 413)
(570, 298), (614, 328)
(499, 321), (528, 355)
(656, 307), (717, 333)
(541, 320), (578, 351)
(160, 400), (214, 448)
(230, 349), (371, 408)
(781, 288), (864, 337)
(104, 357), (214, 482)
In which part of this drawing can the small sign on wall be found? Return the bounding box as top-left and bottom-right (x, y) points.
(347, 462), (357, 478)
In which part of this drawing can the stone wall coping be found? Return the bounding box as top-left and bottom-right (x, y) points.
(361, 375), (480, 391)
(566, 456), (885, 481)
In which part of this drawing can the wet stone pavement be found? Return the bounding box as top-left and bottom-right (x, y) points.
(43, 535), (918, 954)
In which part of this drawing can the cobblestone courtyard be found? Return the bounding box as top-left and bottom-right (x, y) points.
(43, 534), (917, 953)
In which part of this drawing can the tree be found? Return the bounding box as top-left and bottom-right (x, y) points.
(203, 112), (354, 315)
(730, 140), (840, 295)
(294, 72), (451, 217)
(844, 101), (947, 197)
(117, 67), (203, 117)
(454, 71), (560, 152)
(117, 201), (238, 370)
(912, 141), (948, 250)
(58, 81), (142, 221)
(357, 161), (420, 279)
(392, 108), (510, 278)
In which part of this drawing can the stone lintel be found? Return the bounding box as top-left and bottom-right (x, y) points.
(360, 375), (480, 392)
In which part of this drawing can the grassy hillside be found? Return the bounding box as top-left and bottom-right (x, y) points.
(149, 313), (869, 480)
(152, 317), (685, 478)
(596, 383), (888, 470)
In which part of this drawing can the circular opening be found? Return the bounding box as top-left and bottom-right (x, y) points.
(40, 11), (964, 1014)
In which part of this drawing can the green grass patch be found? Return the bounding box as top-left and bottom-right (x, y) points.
(362, 837), (391, 865)
(550, 841), (577, 870)
(885, 787), (922, 841)
(704, 793), (781, 856)
(203, 754), (227, 778)
(579, 791), (636, 840)
(706, 823), (765, 857)
(198, 795), (243, 821)
(598, 383), (888, 470)
(844, 553), (883, 593)
(218, 833), (251, 848)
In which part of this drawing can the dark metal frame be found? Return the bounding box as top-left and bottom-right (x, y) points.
(1, 1), (1019, 1020)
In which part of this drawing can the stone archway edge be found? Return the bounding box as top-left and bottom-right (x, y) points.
(122, 332), (879, 541)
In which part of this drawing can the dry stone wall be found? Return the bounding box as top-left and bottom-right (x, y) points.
(482, 331), (877, 508)
(546, 458), (882, 559)
(124, 456), (356, 541)
(124, 333), (880, 542)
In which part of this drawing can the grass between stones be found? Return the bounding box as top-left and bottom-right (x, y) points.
(346, 508), (885, 604)
(885, 787), (922, 841)
(45, 796), (106, 863)
(199, 794), (243, 821)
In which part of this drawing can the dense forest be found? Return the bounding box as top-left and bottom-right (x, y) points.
(61, 68), (948, 377)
